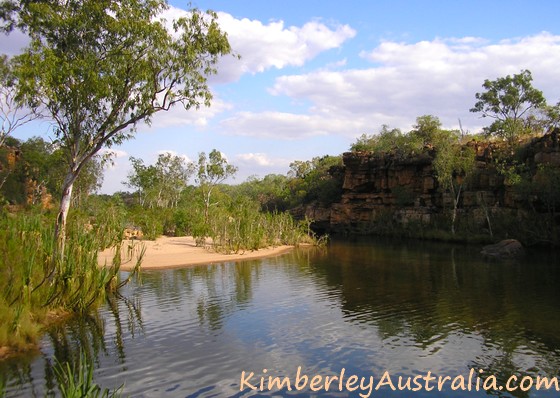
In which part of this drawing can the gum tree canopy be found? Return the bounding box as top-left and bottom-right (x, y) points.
(470, 69), (546, 145)
(0, 0), (233, 258)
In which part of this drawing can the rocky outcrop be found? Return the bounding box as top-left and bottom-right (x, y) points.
(303, 131), (560, 236)
(481, 239), (524, 258)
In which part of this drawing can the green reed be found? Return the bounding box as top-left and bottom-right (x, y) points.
(0, 209), (136, 353)
(54, 350), (123, 398)
(189, 199), (320, 254)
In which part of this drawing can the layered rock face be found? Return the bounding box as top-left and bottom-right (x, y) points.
(305, 131), (560, 235)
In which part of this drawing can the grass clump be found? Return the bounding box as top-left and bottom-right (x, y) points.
(184, 196), (321, 254)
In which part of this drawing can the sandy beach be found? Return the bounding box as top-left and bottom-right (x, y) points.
(98, 236), (295, 270)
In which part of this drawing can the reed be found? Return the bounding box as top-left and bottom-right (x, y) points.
(54, 350), (123, 398)
(189, 199), (320, 254)
(0, 208), (135, 354)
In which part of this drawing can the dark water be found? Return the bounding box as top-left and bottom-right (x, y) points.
(2, 238), (560, 397)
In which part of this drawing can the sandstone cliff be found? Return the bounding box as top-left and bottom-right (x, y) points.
(304, 131), (560, 239)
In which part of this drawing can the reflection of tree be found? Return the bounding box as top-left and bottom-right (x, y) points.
(106, 293), (144, 365)
(138, 260), (264, 332)
(468, 349), (550, 398)
(195, 261), (262, 331)
(1, 292), (143, 396)
(234, 262), (255, 303)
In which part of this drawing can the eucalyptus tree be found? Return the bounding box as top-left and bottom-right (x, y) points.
(1, 0), (234, 260)
(470, 70), (546, 146)
(127, 152), (193, 208)
(196, 149), (238, 222)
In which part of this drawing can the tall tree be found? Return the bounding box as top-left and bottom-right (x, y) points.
(470, 70), (546, 146)
(2, 0), (234, 262)
(196, 149), (237, 222)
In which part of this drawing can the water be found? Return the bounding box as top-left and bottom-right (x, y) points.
(2, 238), (560, 397)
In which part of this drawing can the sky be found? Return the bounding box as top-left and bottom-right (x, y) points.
(2, 0), (560, 193)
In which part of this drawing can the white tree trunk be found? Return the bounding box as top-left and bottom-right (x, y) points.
(451, 183), (462, 236)
(53, 172), (76, 266)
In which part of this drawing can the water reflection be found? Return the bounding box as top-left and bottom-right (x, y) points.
(1, 291), (143, 397)
(314, 239), (560, 342)
(2, 239), (560, 397)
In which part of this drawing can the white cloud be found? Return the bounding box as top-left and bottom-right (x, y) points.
(266, 32), (560, 136)
(212, 13), (356, 82)
(142, 96), (232, 131)
(156, 149), (192, 163)
(236, 152), (272, 166)
(98, 149), (129, 170)
(100, 149), (128, 158)
(233, 152), (293, 182)
(98, 149), (130, 193)
(158, 6), (355, 83)
(221, 111), (364, 139)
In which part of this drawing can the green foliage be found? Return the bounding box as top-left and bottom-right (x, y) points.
(545, 102), (560, 130)
(519, 164), (560, 214)
(0, 136), (104, 206)
(125, 206), (166, 240)
(55, 350), (123, 398)
(0, 54), (38, 149)
(470, 70), (547, 146)
(351, 125), (423, 156)
(233, 174), (291, 212)
(286, 155), (344, 206)
(410, 115), (444, 146)
(432, 129), (476, 235)
(535, 165), (560, 212)
(78, 195), (128, 249)
(166, 185), (318, 253)
(432, 131), (475, 191)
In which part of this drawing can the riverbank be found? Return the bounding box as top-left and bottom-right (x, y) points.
(98, 236), (296, 270)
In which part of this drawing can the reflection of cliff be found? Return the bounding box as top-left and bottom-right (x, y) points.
(305, 132), (560, 237)
(307, 239), (560, 369)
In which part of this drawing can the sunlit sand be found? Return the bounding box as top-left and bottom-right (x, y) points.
(98, 236), (294, 270)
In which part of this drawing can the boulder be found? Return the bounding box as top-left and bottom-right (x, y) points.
(481, 239), (524, 259)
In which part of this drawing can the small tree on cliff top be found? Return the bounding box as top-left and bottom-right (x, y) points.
(470, 69), (546, 147)
(2, 0), (234, 266)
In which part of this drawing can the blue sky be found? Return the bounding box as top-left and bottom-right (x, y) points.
(3, 1), (560, 193)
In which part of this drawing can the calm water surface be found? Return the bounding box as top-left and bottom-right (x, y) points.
(3, 238), (560, 397)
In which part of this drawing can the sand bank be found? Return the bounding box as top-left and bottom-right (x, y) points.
(98, 236), (294, 270)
